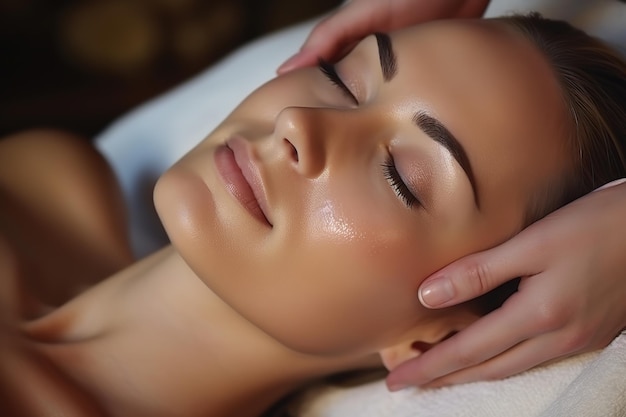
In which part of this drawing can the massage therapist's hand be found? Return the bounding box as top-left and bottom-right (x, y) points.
(277, 0), (490, 74)
(386, 179), (626, 390)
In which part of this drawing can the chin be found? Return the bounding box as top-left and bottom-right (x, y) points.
(154, 166), (216, 248)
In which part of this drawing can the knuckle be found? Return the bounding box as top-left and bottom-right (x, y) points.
(464, 261), (493, 295)
(559, 325), (595, 353)
(453, 347), (479, 369)
(533, 302), (570, 332)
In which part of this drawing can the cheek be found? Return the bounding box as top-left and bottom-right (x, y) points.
(285, 180), (430, 284)
(270, 233), (430, 355)
(244, 191), (438, 355)
(156, 155), (442, 357)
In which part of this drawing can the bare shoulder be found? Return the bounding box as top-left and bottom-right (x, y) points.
(0, 129), (134, 306)
(0, 323), (106, 417)
(0, 230), (27, 320)
(0, 131), (115, 415)
(0, 129), (127, 226)
(0, 231), (107, 416)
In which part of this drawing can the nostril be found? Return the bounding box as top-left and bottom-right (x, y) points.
(284, 138), (298, 162)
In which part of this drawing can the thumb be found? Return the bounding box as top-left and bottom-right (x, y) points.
(418, 235), (542, 309)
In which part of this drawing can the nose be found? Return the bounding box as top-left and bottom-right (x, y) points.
(273, 106), (375, 178)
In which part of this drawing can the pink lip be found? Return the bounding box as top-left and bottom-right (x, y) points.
(214, 138), (272, 226)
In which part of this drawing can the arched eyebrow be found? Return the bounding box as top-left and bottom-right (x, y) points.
(374, 33), (397, 82)
(376, 32), (479, 208)
(413, 111), (480, 209)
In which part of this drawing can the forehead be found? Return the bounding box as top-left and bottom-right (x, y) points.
(388, 19), (569, 230)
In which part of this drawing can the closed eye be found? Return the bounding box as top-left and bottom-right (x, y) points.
(318, 59), (358, 105)
(382, 156), (421, 209)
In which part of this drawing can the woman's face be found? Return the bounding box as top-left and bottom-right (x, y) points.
(155, 19), (568, 356)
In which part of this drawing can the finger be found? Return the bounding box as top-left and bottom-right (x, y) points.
(423, 331), (581, 388)
(419, 226), (547, 308)
(302, 3), (382, 58)
(276, 49), (321, 75)
(386, 298), (538, 388)
(278, 3), (383, 73)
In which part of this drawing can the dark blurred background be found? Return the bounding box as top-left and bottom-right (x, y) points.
(0, 0), (342, 139)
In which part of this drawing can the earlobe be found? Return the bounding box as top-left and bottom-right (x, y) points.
(378, 310), (477, 371)
(379, 342), (423, 371)
(379, 334), (452, 371)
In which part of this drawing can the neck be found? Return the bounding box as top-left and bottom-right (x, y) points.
(21, 247), (379, 417)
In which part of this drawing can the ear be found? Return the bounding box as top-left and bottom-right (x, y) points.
(378, 310), (478, 371)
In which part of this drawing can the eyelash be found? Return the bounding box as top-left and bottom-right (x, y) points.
(382, 156), (420, 209)
(318, 60), (418, 208)
(318, 59), (358, 105)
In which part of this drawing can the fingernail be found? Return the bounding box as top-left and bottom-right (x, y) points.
(277, 52), (303, 74)
(387, 382), (409, 392)
(419, 278), (455, 307)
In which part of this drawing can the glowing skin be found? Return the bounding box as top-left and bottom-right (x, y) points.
(1, 17), (580, 417)
(155, 19), (568, 356)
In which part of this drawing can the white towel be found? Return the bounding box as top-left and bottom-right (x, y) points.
(295, 333), (626, 417)
(540, 332), (626, 417)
